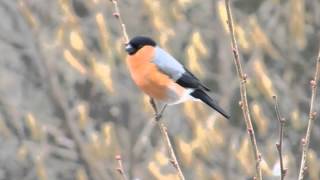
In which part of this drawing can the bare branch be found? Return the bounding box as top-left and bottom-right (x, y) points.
(298, 46), (320, 180)
(115, 155), (128, 180)
(272, 96), (287, 180)
(110, 0), (129, 44)
(149, 98), (185, 180)
(109, 1), (184, 178)
(224, 0), (262, 179)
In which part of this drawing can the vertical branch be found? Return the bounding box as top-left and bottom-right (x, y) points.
(110, 0), (129, 44)
(272, 96), (287, 180)
(224, 0), (262, 179)
(115, 155), (128, 180)
(298, 47), (320, 180)
(109, 0), (132, 177)
(109, 1), (184, 179)
(149, 99), (185, 180)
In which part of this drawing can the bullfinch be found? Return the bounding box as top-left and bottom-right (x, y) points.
(125, 36), (230, 119)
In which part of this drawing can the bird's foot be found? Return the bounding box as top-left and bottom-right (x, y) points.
(155, 113), (162, 121)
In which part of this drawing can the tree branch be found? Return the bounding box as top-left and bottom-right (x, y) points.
(110, 1), (184, 179)
(110, 0), (129, 44)
(115, 155), (128, 180)
(298, 46), (320, 180)
(272, 96), (287, 180)
(149, 98), (185, 180)
(224, 0), (262, 179)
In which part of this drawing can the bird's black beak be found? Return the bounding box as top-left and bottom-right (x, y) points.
(125, 44), (135, 55)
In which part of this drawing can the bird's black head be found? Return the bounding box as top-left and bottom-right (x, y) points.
(125, 36), (156, 55)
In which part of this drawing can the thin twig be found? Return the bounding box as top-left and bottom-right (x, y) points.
(224, 0), (262, 179)
(115, 155), (128, 180)
(109, 1), (184, 179)
(272, 96), (287, 180)
(298, 47), (320, 180)
(110, 0), (129, 44)
(149, 98), (185, 180)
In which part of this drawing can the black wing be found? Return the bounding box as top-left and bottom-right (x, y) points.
(176, 68), (210, 91)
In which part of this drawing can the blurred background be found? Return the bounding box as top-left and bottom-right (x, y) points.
(0, 0), (319, 179)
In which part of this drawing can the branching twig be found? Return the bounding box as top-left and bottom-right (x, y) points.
(272, 96), (287, 180)
(115, 155), (128, 180)
(298, 47), (320, 180)
(224, 0), (262, 179)
(110, 0), (129, 44)
(149, 98), (185, 180)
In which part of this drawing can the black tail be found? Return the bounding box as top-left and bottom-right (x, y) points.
(190, 89), (230, 119)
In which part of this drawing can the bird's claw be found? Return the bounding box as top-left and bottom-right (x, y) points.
(155, 113), (162, 121)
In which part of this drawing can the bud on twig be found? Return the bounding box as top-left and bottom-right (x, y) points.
(232, 48), (237, 54)
(113, 12), (120, 18)
(115, 155), (121, 161)
(310, 80), (316, 87)
(238, 101), (243, 108)
(258, 153), (262, 161)
(243, 74), (248, 81)
(116, 168), (123, 174)
(310, 112), (317, 119)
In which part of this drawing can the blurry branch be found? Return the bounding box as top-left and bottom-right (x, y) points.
(298, 46), (320, 180)
(115, 155), (128, 180)
(0, 99), (25, 141)
(224, 0), (262, 179)
(272, 96), (287, 180)
(133, 118), (155, 156)
(16, 3), (109, 180)
(149, 99), (185, 180)
(41, 52), (106, 180)
(110, 0), (129, 44)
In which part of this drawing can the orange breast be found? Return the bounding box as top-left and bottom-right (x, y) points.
(126, 46), (182, 101)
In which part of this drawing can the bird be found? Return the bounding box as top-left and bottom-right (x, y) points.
(125, 36), (230, 119)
